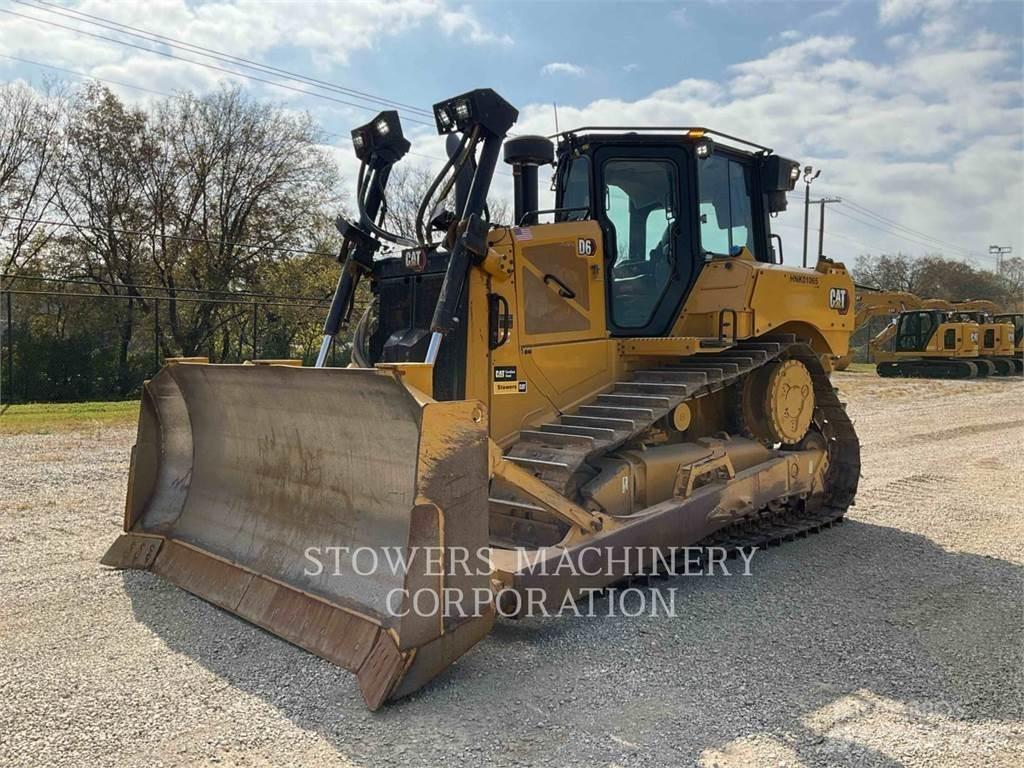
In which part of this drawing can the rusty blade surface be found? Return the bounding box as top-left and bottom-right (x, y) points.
(104, 363), (493, 709)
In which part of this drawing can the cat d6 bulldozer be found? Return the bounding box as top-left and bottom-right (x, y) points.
(103, 89), (861, 709)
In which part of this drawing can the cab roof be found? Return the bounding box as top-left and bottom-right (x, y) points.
(554, 127), (773, 157)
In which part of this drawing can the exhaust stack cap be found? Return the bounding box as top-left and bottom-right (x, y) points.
(503, 135), (555, 167)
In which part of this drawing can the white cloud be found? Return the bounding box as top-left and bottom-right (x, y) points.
(623, 63), (640, 73)
(778, 29), (802, 42)
(514, 28), (1024, 265)
(438, 5), (513, 46)
(0, 0), (505, 104)
(879, 0), (956, 25)
(541, 62), (586, 77)
(670, 8), (690, 27)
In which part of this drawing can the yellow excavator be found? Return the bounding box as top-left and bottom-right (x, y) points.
(832, 290), (925, 371)
(946, 301), (1021, 375)
(873, 308), (987, 378)
(994, 311), (1024, 370)
(103, 89), (861, 709)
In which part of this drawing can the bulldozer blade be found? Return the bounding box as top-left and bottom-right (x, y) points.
(102, 363), (493, 709)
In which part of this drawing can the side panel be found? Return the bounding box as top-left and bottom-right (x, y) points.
(673, 257), (855, 356)
(481, 221), (619, 445)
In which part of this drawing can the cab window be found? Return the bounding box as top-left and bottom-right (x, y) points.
(897, 311), (936, 351)
(601, 158), (677, 329)
(698, 155), (756, 258)
(557, 155), (591, 221)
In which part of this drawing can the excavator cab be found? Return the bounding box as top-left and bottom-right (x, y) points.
(951, 310), (1020, 375)
(876, 309), (986, 378)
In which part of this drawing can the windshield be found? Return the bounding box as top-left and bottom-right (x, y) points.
(697, 154), (756, 258)
(557, 155), (591, 221)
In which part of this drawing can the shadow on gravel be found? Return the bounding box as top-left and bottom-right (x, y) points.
(121, 519), (1023, 767)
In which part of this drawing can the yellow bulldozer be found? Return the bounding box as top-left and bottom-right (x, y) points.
(103, 89), (861, 709)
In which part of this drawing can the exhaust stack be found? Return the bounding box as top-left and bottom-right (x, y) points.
(503, 135), (554, 226)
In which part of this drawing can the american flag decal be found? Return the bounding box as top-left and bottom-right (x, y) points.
(512, 227), (533, 241)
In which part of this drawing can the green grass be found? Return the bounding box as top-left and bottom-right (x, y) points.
(0, 400), (139, 434)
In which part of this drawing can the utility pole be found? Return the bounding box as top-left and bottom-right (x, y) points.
(816, 197), (842, 259)
(988, 244), (1012, 274)
(802, 166), (821, 267)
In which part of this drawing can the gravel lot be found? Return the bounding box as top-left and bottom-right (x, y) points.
(2, 373), (1022, 767)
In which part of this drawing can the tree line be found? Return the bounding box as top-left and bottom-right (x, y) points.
(1, 80), (351, 400)
(1, 80), (1019, 400)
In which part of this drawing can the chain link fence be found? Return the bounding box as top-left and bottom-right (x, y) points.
(0, 277), (349, 405)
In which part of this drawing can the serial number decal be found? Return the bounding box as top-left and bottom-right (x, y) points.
(577, 238), (596, 257)
(789, 274), (820, 285)
(829, 287), (849, 313)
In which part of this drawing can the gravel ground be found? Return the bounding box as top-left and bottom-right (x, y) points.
(1, 373), (1022, 767)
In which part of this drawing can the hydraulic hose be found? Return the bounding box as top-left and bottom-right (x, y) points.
(415, 126), (479, 246)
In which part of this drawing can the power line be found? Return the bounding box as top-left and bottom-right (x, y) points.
(19, 0), (434, 118)
(839, 196), (980, 256)
(0, 53), (176, 99)
(1, 273), (331, 304)
(773, 221), (880, 255)
(0, 215), (331, 258)
(1, 54), (498, 178)
(0, 7), (436, 127)
(828, 206), (991, 261)
(5, 287), (328, 310)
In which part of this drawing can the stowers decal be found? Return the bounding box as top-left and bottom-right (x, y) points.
(493, 365), (527, 394)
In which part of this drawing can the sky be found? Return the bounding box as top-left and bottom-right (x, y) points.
(1, 0), (1022, 269)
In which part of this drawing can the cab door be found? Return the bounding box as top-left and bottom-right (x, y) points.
(593, 145), (694, 337)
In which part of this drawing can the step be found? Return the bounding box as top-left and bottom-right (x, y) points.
(561, 414), (635, 431)
(540, 422), (617, 439)
(614, 381), (689, 396)
(734, 341), (782, 357)
(664, 361), (738, 378)
(505, 455), (571, 469)
(578, 404), (656, 420)
(596, 393), (674, 409)
(634, 369), (709, 386)
(518, 429), (595, 448)
(693, 351), (767, 367)
(757, 333), (797, 346)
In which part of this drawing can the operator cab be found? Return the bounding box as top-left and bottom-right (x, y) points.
(995, 313), (1024, 346)
(550, 129), (800, 336)
(893, 309), (977, 353)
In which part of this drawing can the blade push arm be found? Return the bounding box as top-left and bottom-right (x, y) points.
(316, 111), (410, 367)
(424, 89), (519, 363)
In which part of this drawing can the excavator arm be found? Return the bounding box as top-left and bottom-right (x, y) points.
(833, 290), (925, 370)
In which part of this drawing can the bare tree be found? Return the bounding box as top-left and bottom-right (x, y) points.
(0, 82), (64, 285)
(383, 162), (512, 242)
(139, 86), (341, 356)
(52, 83), (151, 392)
